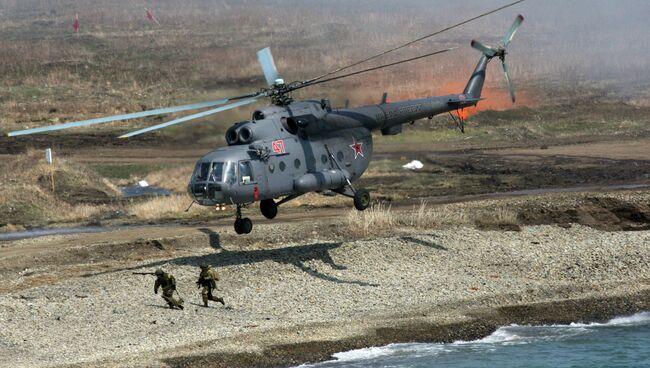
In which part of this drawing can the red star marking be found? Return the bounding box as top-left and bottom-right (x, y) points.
(350, 139), (364, 159)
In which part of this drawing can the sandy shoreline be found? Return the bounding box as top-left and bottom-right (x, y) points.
(1, 219), (648, 368)
(163, 290), (650, 368)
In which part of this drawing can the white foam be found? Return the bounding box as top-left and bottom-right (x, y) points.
(552, 312), (650, 328)
(295, 312), (650, 367)
(453, 312), (650, 347)
(331, 345), (397, 362)
(475, 327), (523, 344)
(606, 312), (650, 326)
(330, 342), (445, 362)
(294, 344), (416, 367)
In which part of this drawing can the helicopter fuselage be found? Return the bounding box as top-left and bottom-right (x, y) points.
(188, 89), (480, 207)
(6, 5), (522, 235)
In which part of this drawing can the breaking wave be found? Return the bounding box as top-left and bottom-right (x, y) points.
(296, 312), (650, 367)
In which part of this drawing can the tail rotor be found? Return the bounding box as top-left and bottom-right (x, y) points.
(471, 15), (524, 103)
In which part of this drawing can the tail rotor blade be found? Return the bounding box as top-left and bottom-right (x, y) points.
(257, 47), (280, 86)
(503, 14), (524, 47)
(502, 61), (516, 103)
(119, 97), (261, 138)
(470, 40), (498, 57)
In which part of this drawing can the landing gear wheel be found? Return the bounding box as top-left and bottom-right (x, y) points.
(353, 189), (370, 211)
(234, 217), (253, 234)
(234, 219), (244, 234)
(260, 199), (278, 219)
(240, 217), (253, 233)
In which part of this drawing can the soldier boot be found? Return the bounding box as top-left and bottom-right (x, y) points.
(163, 291), (184, 310)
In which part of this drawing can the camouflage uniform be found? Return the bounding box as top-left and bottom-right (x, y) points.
(154, 269), (184, 310)
(197, 265), (225, 307)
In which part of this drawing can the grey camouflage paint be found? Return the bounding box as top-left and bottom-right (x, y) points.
(188, 54), (490, 206)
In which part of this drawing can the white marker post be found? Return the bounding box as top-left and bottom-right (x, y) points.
(45, 148), (55, 193)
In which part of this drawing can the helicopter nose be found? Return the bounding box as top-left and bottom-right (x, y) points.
(188, 180), (227, 205)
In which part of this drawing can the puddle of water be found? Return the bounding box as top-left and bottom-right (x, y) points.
(121, 185), (172, 198)
(0, 226), (110, 242)
(0, 224), (173, 242)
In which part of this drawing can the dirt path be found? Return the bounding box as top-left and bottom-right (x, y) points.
(3, 188), (650, 294)
(497, 137), (650, 160)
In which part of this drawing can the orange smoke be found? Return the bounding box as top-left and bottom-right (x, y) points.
(434, 79), (534, 119)
(456, 108), (469, 120)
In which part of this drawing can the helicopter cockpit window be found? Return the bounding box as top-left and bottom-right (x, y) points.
(194, 161), (233, 183)
(208, 162), (224, 182)
(194, 162), (211, 182)
(239, 161), (254, 184)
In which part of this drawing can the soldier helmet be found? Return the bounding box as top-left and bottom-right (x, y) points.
(154, 268), (164, 275)
(200, 264), (210, 269)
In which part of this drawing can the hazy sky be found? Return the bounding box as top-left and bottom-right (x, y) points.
(2, 0), (648, 87)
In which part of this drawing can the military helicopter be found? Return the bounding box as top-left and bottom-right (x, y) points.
(8, 3), (525, 234)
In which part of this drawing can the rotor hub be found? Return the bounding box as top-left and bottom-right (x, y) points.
(496, 47), (507, 61)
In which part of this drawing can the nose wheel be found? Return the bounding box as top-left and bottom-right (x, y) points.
(234, 205), (253, 234)
(234, 218), (252, 234)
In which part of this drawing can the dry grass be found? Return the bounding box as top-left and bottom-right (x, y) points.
(474, 206), (520, 230)
(284, 192), (350, 209)
(126, 193), (211, 220)
(143, 166), (192, 193)
(5, 0), (647, 135)
(58, 204), (110, 222)
(0, 223), (26, 233)
(0, 149), (121, 225)
(345, 202), (395, 237)
(0, 150), (220, 225)
(406, 200), (471, 228)
(345, 200), (519, 237)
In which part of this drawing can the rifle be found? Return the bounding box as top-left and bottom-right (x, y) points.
(132, 272), (157, 275)
(175, 288), (184, 301)
(196, 278), (217, 289)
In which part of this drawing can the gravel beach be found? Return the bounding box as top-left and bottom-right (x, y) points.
(0, 216), (648, 367)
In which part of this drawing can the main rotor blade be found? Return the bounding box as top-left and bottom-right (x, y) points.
(304, 0), (526, 84)
(502, 61), (516, 103)
(257, 47), (281, 86)
(119, 97), (261, 138)
(290, 47), (457, 92)
(7, 93), (258, 137)
(470, 40), (498, 57)
(503, 14), (524, 47)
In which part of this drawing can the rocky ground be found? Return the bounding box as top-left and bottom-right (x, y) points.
(0, 200), (648, 367)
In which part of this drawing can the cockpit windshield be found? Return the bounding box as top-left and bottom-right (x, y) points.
(193, 161), (235, 183)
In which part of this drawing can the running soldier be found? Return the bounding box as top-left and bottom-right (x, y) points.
(196, 265), (225, 307)
(154, 268), (184, 310)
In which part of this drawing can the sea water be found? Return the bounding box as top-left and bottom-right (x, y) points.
(298, 312), (650, 368)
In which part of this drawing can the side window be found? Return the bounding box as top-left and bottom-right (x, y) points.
(239, 161), (254, 184)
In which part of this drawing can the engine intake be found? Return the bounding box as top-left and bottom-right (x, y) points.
(225, 121), (257, 145)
